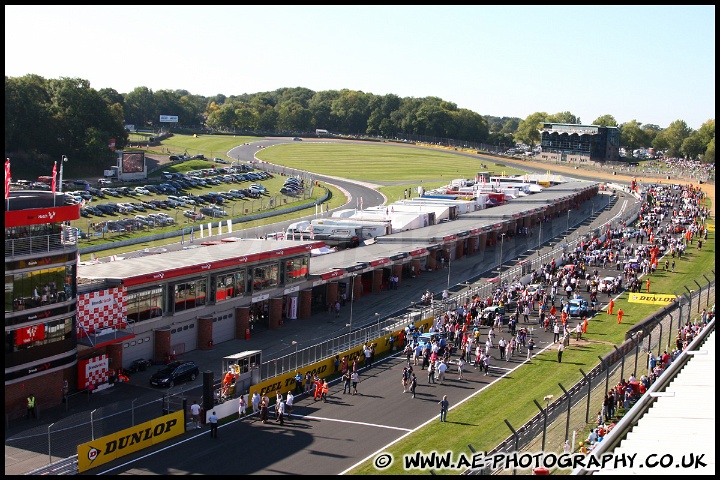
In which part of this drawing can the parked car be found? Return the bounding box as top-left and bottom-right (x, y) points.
(149, 361), (199, 388)
(126, 358), (152, 374)
(183, 210), (205, 221)
(567, 298), (590, 317)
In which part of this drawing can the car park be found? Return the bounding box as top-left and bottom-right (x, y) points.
(183, 210), (205, 221)
(134, 186), (150, 195)
(130, 202), (146, 212)
(149, 361), (199, 388)
(134, 215), (155, 227)
(101, 188), (121, 197)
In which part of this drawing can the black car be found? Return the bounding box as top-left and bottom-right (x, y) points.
(149, 361), (199, 388)
(126, 358), (152, 374)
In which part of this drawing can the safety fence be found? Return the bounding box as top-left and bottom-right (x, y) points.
(463, 278), (715, 475)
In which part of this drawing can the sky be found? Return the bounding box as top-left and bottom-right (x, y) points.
(5, 6), (715, 130)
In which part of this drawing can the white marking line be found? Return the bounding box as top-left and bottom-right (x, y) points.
(289, 413), (412, 432)
(340, 348), (553, 475)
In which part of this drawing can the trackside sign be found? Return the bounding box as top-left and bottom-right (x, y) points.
(77, 410), (184, 472)
(627, 293), (675, 305)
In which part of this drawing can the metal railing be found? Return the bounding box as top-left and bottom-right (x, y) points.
(5, 232), (77, 257)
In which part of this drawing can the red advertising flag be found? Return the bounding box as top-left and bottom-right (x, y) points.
(51, 161), (57, 194)
(4, 158), (10, 199)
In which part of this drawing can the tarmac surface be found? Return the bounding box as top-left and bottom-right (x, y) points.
(5, 185), (635, 475)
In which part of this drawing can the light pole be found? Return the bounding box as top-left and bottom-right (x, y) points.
(375, 312), (381, 336)
(349, 274), (356, 335)
(567, 209), (571, 231)
(292, 341), (298, 371)
(58, 155), (68, 193)
(446, 255), (451, 289)
(538, 218), (543, 254)
(90, 409), (97, 440)
(498, 233), (505, 278)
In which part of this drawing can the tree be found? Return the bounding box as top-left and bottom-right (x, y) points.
(681, 133), (706, 160)
(592, 115), (618, 127)
(546, 111), (579, 124)
(653, 120), (692, 158)
(619, 120), (649, 153)
(515, 112), (548, 146)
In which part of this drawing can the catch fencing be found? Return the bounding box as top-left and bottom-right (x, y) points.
(463, 278), (715, 475)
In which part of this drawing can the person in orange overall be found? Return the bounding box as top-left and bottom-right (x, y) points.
(321, 380), (329, 403)
(646, 278), (651, 293)
(608, 298), (614, 315)
(582, 316), (589, 334)
(617, 308), (624, 324)
(314, 378), (323, 401)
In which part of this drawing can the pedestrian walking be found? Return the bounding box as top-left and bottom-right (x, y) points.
(275, 399), (285, 425)
(259, 401), (269, 424)
(251, 391), (260, 414)
(457, 357), (466, 380)
(437, 360), (447, 384)
(190, 400), (201, 429)
(608, 298), (614, 315)
(409, 373), (418, 398)
(557, 342), (564, 363)
(646, 278), (651, 293)
(208, 411), (218, 438)
(294, 372), (303, 394)
(527, 338), (535, 360)
(483, 354), (490, 375)
(617, 308), (624, 324)
(428, 361), (436, 384)
(321, 380), (329, 402)
(285, 391), (294, 417)
(438, 395), (449, 422)
(351, 371), (359, 395)
(334, 300), (341, 318)
(238, 395), (247, 417)
(342, 370), (352, 394)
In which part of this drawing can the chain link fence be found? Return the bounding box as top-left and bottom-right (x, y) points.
(465, 279), (715, 475)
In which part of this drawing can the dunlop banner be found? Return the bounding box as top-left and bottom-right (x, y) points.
(77, 410), (184, 473)
(627, 293), (676, 305)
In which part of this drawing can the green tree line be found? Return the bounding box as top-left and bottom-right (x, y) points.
(5, 74), (715, 177)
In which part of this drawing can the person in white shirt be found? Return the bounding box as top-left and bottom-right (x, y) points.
(437, 360), (448, 384)
(251, 392), (260, 414)
(285, 391), (294, 416)
(190, 400), (201, 429)
(276, 399), (285, 425)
